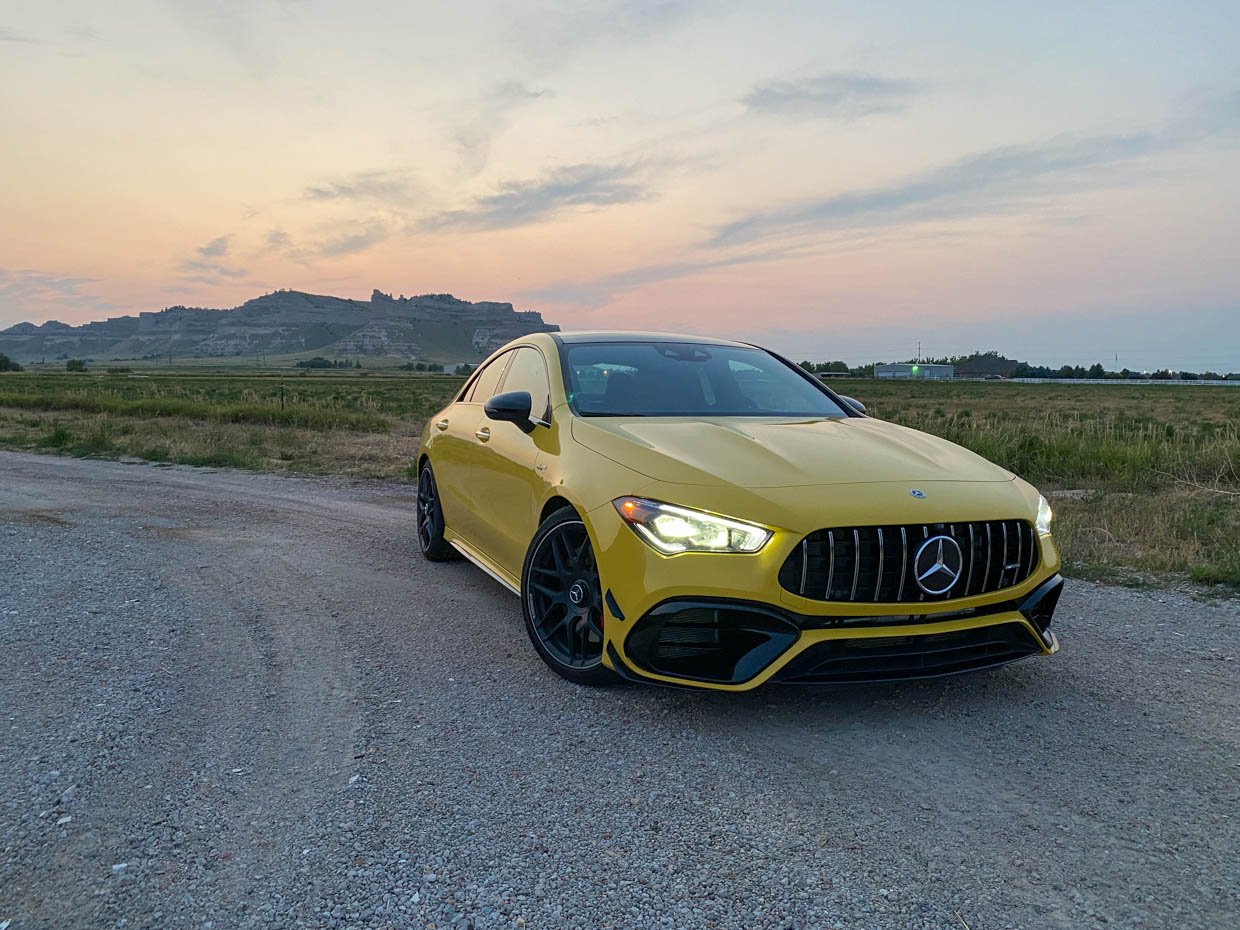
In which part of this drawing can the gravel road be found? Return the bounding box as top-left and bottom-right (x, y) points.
(1, 450), (1236, 930)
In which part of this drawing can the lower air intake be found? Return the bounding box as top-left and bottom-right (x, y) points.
(772, 622), (1042, 684)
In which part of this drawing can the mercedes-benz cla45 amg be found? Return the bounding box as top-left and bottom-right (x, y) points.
(416, 332), (1062, 690)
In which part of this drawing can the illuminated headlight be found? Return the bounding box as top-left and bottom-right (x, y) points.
(613, 497), (771, 554)
(1036, 495), (1054, 536)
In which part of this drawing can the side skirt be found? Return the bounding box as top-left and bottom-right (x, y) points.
(447, 535), (520, 596)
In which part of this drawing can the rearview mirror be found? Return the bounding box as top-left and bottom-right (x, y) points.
(484, 390), (534, 431)
(839, 395), (866, 414)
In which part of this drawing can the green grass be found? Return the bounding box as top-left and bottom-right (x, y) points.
(1, 371), (1236, 590)
(0, 390), (389, 431)
(852, 380), (1240, 491)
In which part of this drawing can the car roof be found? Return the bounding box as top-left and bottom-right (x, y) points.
(553, 330), (752, 348)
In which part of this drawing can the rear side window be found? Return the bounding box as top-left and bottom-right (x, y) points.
(500, 347), (551, 421)
(464, 352), (512, 403)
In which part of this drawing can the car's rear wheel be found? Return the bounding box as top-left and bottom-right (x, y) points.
(416, 463), (456, 562)
(521, 508), (618, 685)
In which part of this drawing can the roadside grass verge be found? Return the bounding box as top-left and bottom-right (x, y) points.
(0, 409), (415, 477)
(0, 390), (388, 431)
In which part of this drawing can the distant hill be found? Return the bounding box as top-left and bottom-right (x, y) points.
(0, 289), (559, 363)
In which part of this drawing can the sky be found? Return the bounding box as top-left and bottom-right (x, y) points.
(1, 0), (1238, 370)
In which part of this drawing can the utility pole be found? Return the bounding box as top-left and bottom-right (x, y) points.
(917, 341), (922, 363)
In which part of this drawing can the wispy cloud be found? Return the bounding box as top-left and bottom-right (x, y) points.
(265, 228), (290, 249)
(453, 81), (552, 175)
(417, 163), (650, 233)
(315, 221), (389, 257)
(0, 267), (120, 327)
(710, 130), (1169, 247)
(713, 92), (1240, 248)
(179, 235), (248, 283)
(304, 170), (418, 206)
(197, 236), (230, 258)
(164, 0), (277, 79)
(512, 0), (702, 63)
(743, 72), (919, 120)
(524, 243), (810, 307)
(0, 26), (38, 43)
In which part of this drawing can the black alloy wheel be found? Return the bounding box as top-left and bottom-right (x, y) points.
(521, 508), (618, 685)
(416, 464), (455, 561)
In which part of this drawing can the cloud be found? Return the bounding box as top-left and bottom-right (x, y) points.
(712, 92), (1240, 248)
(526, 94), (1240, 308)
(179, 236), (247, 283)
(163, 0), (277, 79)
(315, 221), (389, 257)
(743, 72), (919, 120)
(266, 221), (388, 261)
(0, 267), (120, 327)
(304, 170), (417, 206)
(452, 81), (552, 175)
(512, 1), (701, 63)
(0, 27), (38, 43)
(524, 243), (808, 307)
(179, 260), (248, 283)
(197, 236), (230, 258)
(417, 163), (650, 233)
(710, 130), (1170, 247)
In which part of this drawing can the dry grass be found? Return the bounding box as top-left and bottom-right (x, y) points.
(0, 408), (419, 477)
(1, 371), (1236, 589)
(854, 380), (1240, 587)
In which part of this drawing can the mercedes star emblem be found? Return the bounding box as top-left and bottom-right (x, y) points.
(913, 535), (964, 595)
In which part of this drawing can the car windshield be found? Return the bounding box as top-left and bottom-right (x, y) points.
(562, 341), (850, 418)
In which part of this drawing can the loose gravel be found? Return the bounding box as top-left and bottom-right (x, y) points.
(1, 450), (1237, 930)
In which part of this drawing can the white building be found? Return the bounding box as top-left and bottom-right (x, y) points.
(874, 363), (954, 380)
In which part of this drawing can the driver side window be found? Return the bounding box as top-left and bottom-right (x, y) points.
(464, 352), (513, 403)
(499, 347), (551, 422)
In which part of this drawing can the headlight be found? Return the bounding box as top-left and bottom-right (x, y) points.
(1036, 495), (1053, 536)
(613, 497), (772, 554)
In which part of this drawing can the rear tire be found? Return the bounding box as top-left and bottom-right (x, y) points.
(416, 463), (456, 562)
(521, 507), (619, 686)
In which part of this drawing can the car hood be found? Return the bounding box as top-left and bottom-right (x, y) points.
(570, 415), (1013, 488)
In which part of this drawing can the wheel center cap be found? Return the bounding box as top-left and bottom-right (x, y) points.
(568, 581), (588, 606)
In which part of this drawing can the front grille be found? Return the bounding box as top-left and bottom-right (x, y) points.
(778, 519), (1038, 604)
(772, 622), (1042, 684)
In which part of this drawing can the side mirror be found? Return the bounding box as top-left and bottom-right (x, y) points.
(484, 390), (534, 431)
(839, 395), (866, 414)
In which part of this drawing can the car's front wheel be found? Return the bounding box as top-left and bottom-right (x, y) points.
(521, 508), (618, 685)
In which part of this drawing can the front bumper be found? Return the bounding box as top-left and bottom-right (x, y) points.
(605, 575), (1062, 689)
(590, 497), (1063, 691)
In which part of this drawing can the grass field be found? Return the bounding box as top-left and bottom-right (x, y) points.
(1, 370), (1236, 589)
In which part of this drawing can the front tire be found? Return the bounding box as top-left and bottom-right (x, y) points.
(416, 463), (456, 562)
(521, 508), (618, 686)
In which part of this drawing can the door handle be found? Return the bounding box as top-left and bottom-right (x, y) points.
(435, 419), (449, 431)
(475, 426), (491, 442)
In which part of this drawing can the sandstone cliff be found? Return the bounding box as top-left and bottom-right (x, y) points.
(0, 289), (559, 362)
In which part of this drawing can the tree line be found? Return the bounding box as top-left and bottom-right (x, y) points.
(797, 350), (1234, 380)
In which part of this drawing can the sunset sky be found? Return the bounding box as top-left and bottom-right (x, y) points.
(1, 1), (1237, 369)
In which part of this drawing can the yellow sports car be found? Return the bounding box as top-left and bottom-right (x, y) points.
(416, 332), (1061, 691)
